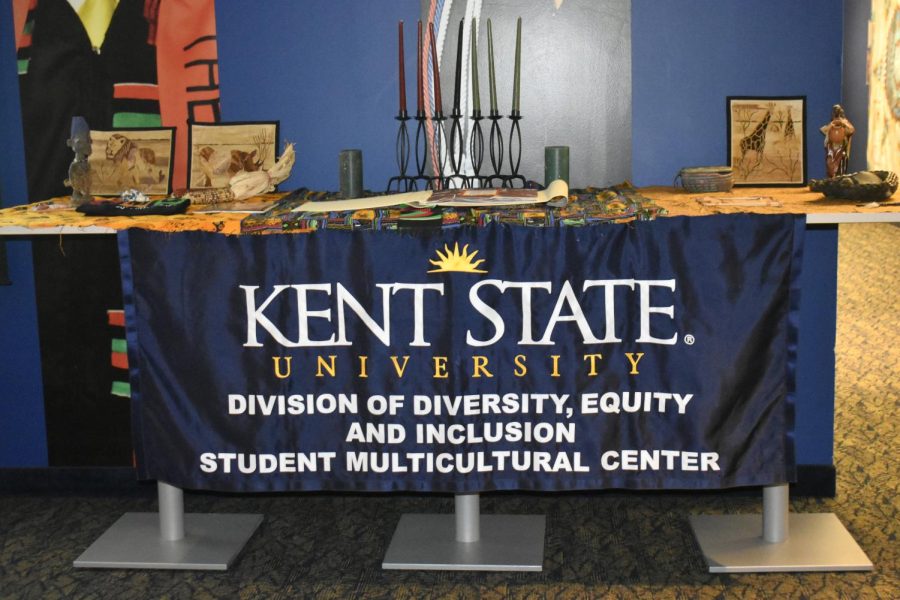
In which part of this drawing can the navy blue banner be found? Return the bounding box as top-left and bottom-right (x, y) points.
(119, 215), (803, 493)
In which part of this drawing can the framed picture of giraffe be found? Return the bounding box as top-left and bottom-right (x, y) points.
(727, 96), (807, 186)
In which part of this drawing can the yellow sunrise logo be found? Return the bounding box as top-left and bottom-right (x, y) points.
(428, 243), (488, 274)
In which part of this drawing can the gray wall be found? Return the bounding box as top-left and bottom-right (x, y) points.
(425, 0), (632, 187)
(842, 0), (870, 172)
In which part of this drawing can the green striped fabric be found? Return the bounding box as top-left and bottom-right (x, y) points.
(111, 381), (131, 398)
(111, 338), (128, 354)
(17, 59), (29, 75)
(113, 112), (162, 128)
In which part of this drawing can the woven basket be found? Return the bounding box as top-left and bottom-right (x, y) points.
(809, 170), (899, 201)
(675, 166), (734, 193)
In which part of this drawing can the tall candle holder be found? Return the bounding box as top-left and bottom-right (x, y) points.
(386, 110), (414, 192)
(445, 19), (467, 190)
(447, 107), (467, 188)
(504, 17), (526, 188)
(413, 110), (430, 190)
(505, 110), (526, 187)
(468, 18), (485, 189)
(486, 111), (505, 188)
(428, 23), (447, 191)
(430, 112), (448, 190)
(468, 110), (485, 188)
(388, 20), (415, 192)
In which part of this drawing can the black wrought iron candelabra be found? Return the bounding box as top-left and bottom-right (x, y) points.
(505, 110), (526, 187)
(411, 110), (431, 190)
(447, 107), (467, 188)
(386, 110), (414, 192)
(393, 109), (527, 191)
(485, 110), (506, 188)
(429, 111), (447, 190)
(468, 109), (485, 188)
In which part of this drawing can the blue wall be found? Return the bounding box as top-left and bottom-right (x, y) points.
(0, 0), (846, 469)
(0, 0), (48, 467)
(216, 0), (421, 192)
(632, 0), (843, 186)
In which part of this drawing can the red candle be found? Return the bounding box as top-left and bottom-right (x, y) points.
(417, 21), (424, 113)
(429, 22), (443, 114)
(398, 21), (406, 114)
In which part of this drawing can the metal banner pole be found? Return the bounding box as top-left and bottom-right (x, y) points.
(74, 481), (263, 570)
(762, 484), (789, 543)
(158, 481), (185, 541)
(382, 492), (545, 571)
(690, 483), (872, 572)
(455, 493), (480, 543)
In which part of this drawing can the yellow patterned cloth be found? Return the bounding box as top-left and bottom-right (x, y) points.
(0, 195), (283, 236)
(0, 188), (897, 237)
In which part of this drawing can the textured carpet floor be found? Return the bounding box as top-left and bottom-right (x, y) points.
(0, 224), (897, 599)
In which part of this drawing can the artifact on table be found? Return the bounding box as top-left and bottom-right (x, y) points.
(178, 186), (235, 205)
(64, 116), (92, 205)
(188, 121), (280, 189)
(674, 166), (733, 193)
(87, 127), (176, 196)
(76, 196), (190, 216)
(819, 104), (855, 178)
(294, 179), (570, 213)
(694, 196), (781, 208)
(229, 143), (296, 201)
(808, 170), (898, 201)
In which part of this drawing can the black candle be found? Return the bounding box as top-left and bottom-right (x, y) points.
(453, 19), (463, 112)
(471, 19), (480, 115)
(398, 21), (406, 114)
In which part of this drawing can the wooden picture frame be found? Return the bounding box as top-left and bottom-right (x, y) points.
(187, 121), (280, 190)
(88, 127), (176, 196)
(727, 96), (807, 186)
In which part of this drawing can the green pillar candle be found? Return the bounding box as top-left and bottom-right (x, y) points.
(487, 19), (498, 114)
(512, 17), (521, 113)
(339, 149), (363, 199)
(470, 19), (480, 116)
(544, 146), (569, 186)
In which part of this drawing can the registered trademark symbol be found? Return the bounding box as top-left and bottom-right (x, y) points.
(683, 334), (696, 345)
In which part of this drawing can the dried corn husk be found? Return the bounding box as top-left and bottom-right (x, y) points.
(229, 170), (272, 200)
(268, 143), (295, 185)
(228, 143), (297, 200)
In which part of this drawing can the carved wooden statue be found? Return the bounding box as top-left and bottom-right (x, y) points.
(820, 104), (855, 178)
(65, 116), (93, 204)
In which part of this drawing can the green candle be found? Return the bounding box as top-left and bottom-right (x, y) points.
(545, 146), (569, 186)
(471, 19), (480, 115)
(512, 17), (521, 113)
(487, 19), (498, 114)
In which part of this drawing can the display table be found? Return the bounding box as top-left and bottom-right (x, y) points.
(1, 186), (893, 573)
(1, 186), (898, 235)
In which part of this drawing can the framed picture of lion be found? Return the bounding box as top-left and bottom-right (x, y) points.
(727, 96), (806, 186)
(187, 121), (280, 190)
(88, 127), (176, 196)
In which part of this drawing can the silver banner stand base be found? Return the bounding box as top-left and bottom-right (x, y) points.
(74, 481), (263, 570)
(382, 493), (545, 571)
(690, 484), (873, 573)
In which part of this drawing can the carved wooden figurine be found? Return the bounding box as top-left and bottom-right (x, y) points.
(820, 104), (855, 178)
(65, 116), (92, 204)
